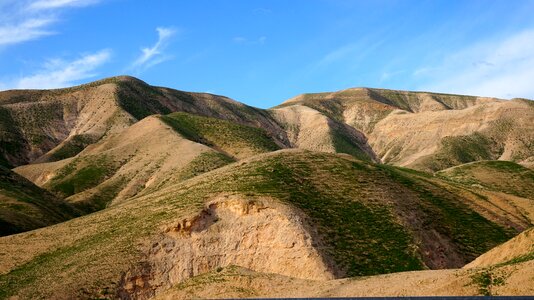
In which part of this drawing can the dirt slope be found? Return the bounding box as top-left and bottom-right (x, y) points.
(155, 258), (534, 299)
(270, 105), (377, 161)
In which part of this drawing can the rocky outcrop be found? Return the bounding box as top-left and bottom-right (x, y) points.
(118, 195), (336, 299)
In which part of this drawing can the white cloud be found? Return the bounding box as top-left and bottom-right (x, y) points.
(416, 29), (534, 99)
(3, 49), (111, 90)
(0, 0), (100, 47)
(131, 27), (176, 72)
(0, 17), (55, 46)
(28, 0), (99, 10)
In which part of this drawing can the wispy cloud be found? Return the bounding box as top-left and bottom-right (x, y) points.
(232, 36), (267, 45)
(0, 0), (101, 47)
(28, 0), (100, 10)
(416, 29), (534, 99)
(0, 17), (55, 46)
(1, 49), (111, 90)
(131, 27), (176, 73)
(379, 69), (406, 83)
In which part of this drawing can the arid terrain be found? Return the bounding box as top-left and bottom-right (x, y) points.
(0, 76), (532, 299)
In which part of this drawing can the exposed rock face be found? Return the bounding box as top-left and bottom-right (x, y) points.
(118, 195), (335, 299)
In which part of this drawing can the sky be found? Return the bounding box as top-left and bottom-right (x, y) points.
(1, 0), (534, 108)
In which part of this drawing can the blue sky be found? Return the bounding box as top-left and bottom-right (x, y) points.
(1, 0), (534, 108)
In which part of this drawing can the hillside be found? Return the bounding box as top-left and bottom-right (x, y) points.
(0, 166), (79, 236)
(464, 227), (534, 269)
(438, 160), (534, 199)
(15, 115), (238, 213)
(276, 88), (534, 171)
(155, 259), (534, 298)
(3, 77), (530, 172)
(0, 78), (533, 298)
(1, 150), (529, 299)
(0, 76), (289, 168)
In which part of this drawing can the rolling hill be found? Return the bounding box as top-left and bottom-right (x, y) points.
(0, 77), (533, 299)
(277, 88), (534, 171)
(1, 150), (532, 299)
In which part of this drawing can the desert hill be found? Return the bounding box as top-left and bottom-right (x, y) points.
(1, 150), (533, 298)
(0, 76), (291, 168)
(278, 88), (534, 171)
(14, 112), (280, 213)
(0, 77), (533, 298)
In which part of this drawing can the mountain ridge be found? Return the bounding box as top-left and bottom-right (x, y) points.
(0, 76), (533, 298)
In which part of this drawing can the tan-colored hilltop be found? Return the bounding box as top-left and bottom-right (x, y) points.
(276, 88), (534, 171)
(0, 76), (290, 168)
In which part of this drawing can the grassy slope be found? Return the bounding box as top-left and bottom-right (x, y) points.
(0, 166), (80, 236)
(0, 150), (516, 299)
(438, 160), (534, 199)
(45, 154), (121, 199)
(160, 112), (280, 159)
(0, 107), (26, 168)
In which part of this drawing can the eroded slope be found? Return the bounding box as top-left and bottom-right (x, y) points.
(276, 88), (534, 171)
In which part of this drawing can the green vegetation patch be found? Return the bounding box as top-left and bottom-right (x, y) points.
(160, 112), (280, 157)
(0, 107), (25, 167)
(419, 132), (500, 171)
(330, 126), (371, 161)
(438, 160), (534, 199)
(178, 151), (235, 181)
(49, 135), (96, 161)
(116, 80), (170, 120)
(371, 90), (416, 112)
(47, 155), (119, 197)
(73, 177), (128, 213)
(470, 269), (506, 296)
(0, 166), (80, 236)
